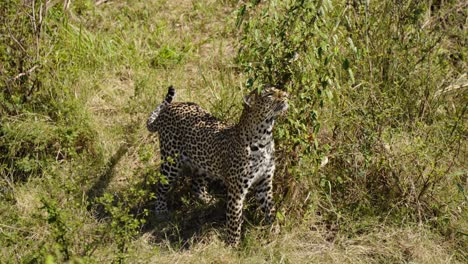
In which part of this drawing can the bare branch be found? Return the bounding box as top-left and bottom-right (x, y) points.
(11, 65), (39, 81)
(96, 0), (109, 6)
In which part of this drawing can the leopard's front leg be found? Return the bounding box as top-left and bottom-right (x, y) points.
(226, 183), (247, 246)
(255, 162), (275, 224)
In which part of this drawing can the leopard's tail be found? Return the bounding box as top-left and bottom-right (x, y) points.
(147, 86), (176, 132)
(164, 85), (176, 104)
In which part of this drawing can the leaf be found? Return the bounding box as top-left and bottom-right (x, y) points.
(449, 170), (467, 177)
(276, 211), (285, 221)
(325, 89), (333, 100)
(348, 68), (355, 83)
(342, 58), (350, 70)
(236, 5), (247, 29)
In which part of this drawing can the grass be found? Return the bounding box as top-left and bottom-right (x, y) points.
(1, 0), (466, 263)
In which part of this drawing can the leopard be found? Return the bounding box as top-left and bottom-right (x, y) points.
(146, 85), (289, 246)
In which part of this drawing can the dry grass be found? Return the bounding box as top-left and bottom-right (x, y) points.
(85, 224), (460, 263)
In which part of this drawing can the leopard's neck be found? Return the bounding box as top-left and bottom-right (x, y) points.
(234, 113), (275, 146)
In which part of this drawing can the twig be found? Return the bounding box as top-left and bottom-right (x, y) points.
(7, 28), (26, 53)
(449, 102), (467, 138)
(32, 0), (37, 33)
(436, 83), (468, 97)
(10, 65), (39, 81)
(63, 0), (72, 11)
(0, 223), (25, 231)
(413, 35), (443, 68)
(96, 0), (109, 6)
(46, 0), (61, 10)
(422, 2), (468, 29)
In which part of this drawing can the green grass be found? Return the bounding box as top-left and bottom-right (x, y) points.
(1, 0), (466, 263)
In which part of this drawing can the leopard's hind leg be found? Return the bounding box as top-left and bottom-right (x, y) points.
(191, 169), (214, 204)
(154, 156), (182, 214)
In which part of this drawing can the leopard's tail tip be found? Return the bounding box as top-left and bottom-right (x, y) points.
(165, 85), (176, 104)
(147, 86), (175, 132)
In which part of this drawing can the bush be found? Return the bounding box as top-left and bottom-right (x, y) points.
(236, 0), (466, 232)
(0, 1), (100, 184)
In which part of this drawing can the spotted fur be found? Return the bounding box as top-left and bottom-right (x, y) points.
(147, 85), (288, 246)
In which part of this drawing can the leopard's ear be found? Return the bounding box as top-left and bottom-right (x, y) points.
(244, 88), (259, 107)
(262, 84), (274, 93)
(243, 95), (252, 107)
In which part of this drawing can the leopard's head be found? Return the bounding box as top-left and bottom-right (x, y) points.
(242, 85), (289, 121)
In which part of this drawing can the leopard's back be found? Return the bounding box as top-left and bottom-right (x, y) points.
(156, 102), (231, 176)
(158, 102), (226, 131)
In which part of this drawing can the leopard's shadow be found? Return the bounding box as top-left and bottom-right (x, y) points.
(85, 146), (227, 250)
(86, 151), (259, 250)
(133, 179), (229, 249)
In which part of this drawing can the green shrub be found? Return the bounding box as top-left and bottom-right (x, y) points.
(0, 1), (100, 184)
(236, 0), (466, 233)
